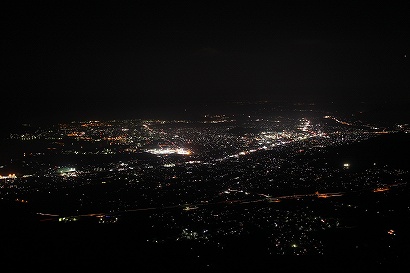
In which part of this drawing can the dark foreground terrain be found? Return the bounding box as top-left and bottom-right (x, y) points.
(1, 188), (410, 272)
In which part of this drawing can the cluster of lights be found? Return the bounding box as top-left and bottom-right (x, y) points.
(0, 174), (17, 179)
(146, 148), (191, 155)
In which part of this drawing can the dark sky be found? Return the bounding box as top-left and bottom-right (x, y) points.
(2, 1), (409, 124)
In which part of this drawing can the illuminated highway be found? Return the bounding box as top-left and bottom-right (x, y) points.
(36, 182), (405, 221)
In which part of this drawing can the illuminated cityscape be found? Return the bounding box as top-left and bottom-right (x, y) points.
(2, 1), (409, 271)
(1, 101), (409, 270)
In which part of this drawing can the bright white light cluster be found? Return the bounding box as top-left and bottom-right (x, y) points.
(146, 148), (191, 155)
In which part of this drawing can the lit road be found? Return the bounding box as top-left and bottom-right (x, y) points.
(36, 182), (404, 221)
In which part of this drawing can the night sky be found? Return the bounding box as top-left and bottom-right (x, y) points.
(2, 1), (409, 125)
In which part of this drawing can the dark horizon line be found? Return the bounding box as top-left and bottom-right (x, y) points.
(2, 96), (409, 125)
